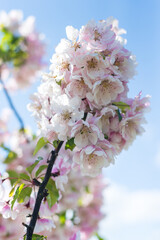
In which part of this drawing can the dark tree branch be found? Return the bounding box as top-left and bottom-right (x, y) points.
(0, 77), (25, 131)
(26, 141), (64, 240)
(51, 171), (60, 177)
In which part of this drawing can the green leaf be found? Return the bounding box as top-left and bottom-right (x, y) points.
(116, 109), (122, 122)
(55, 79), (62, 86)
(53, 140), (60, 149)
(95, 233), (105, 240)
(65, 137), (76, 151)
(3, 150), (17, 164)
(32, 134), (37, 140)
(104, 134), (108, 140)
(112, 101), (130, 113)
(9, 185), (16, 198)
(0, 143), (11, 152)
(46, 178), (59, 208)
(35, 165), (47, 178)
(9, 179), (21, 198)
(11, 183), (25, 209)
(18, 187), (32, 203)
(0, 144), (17, 164)
(0, 27), (28, 65)
(32, 235), (47, 240)
(23, 234), (47, 240)
(85, 185), (90, 193)
(19, 173), (31, 181)
(101, 54), (106, 60)
(26, 160), (39, 175)
(78, 197), (83, 206)
(7, 170), (19, 185)
(58, 211), (66, 225)
(33, 137), (49, 156)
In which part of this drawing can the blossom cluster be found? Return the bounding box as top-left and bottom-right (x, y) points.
(28, 18), (150, 177)
(0, 129), (105, 239)
(42, 170), (105, 240)
(0, 10), (45, 90)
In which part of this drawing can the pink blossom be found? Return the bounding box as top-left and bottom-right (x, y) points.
(71, 114), (103, 148)
(73, 145), (110, 177)
(97, 105), (117, 135)
(65, 75), (89, 99)
(79, 19), (116, 51)
(34, 218), (56, 233)
(86, 76), (124, 107)
(119, 113), (146, 149)
(76, 53), (108, 83)
(69, 232), (81, 240)
(66, 26), (79, 42)
(0, 174), (5, 200)
(0, 203), (17, 220)
(52, 154), (71, 191)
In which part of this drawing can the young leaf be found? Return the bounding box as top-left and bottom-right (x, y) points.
(55, 79), (62, 86)
(65, 137), (76, 151)
(26, 160), (39, 175)
(11, 183), (25, 209)
(85, 185), (90, 193)
(58, 211), (66, 225)
(101, 53), (106, 60)
(0, 143), (10, 151)
(46, 178), (59, 208)
(7, 170), (19, 185)
(112, 101), (130, 113)
(19, 172), (31, 181)
(35, 165), (47, 178)
(53, 140), (60, 149)
(33, 137), (49, 156)
(23, 234), (47, 240)
(32, 134), (37, 140)
(18, 187), (32, 203)
(3, 151), (17, 164)
(9, 185), (16, 198)
(95, 233), (105, 240)
(9, 179), (22, 196)
(32, 235), (47, 240)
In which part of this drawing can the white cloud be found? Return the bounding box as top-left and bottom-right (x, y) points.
(99, 181), (160, 240)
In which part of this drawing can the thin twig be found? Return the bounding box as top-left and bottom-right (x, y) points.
(0, 77), (25, 131)
(25, 141), (63, 240)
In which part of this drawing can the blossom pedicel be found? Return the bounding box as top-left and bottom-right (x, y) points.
(28, 17), (150, 177)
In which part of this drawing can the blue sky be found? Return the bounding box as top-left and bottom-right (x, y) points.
(0, 0), (160, 239)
